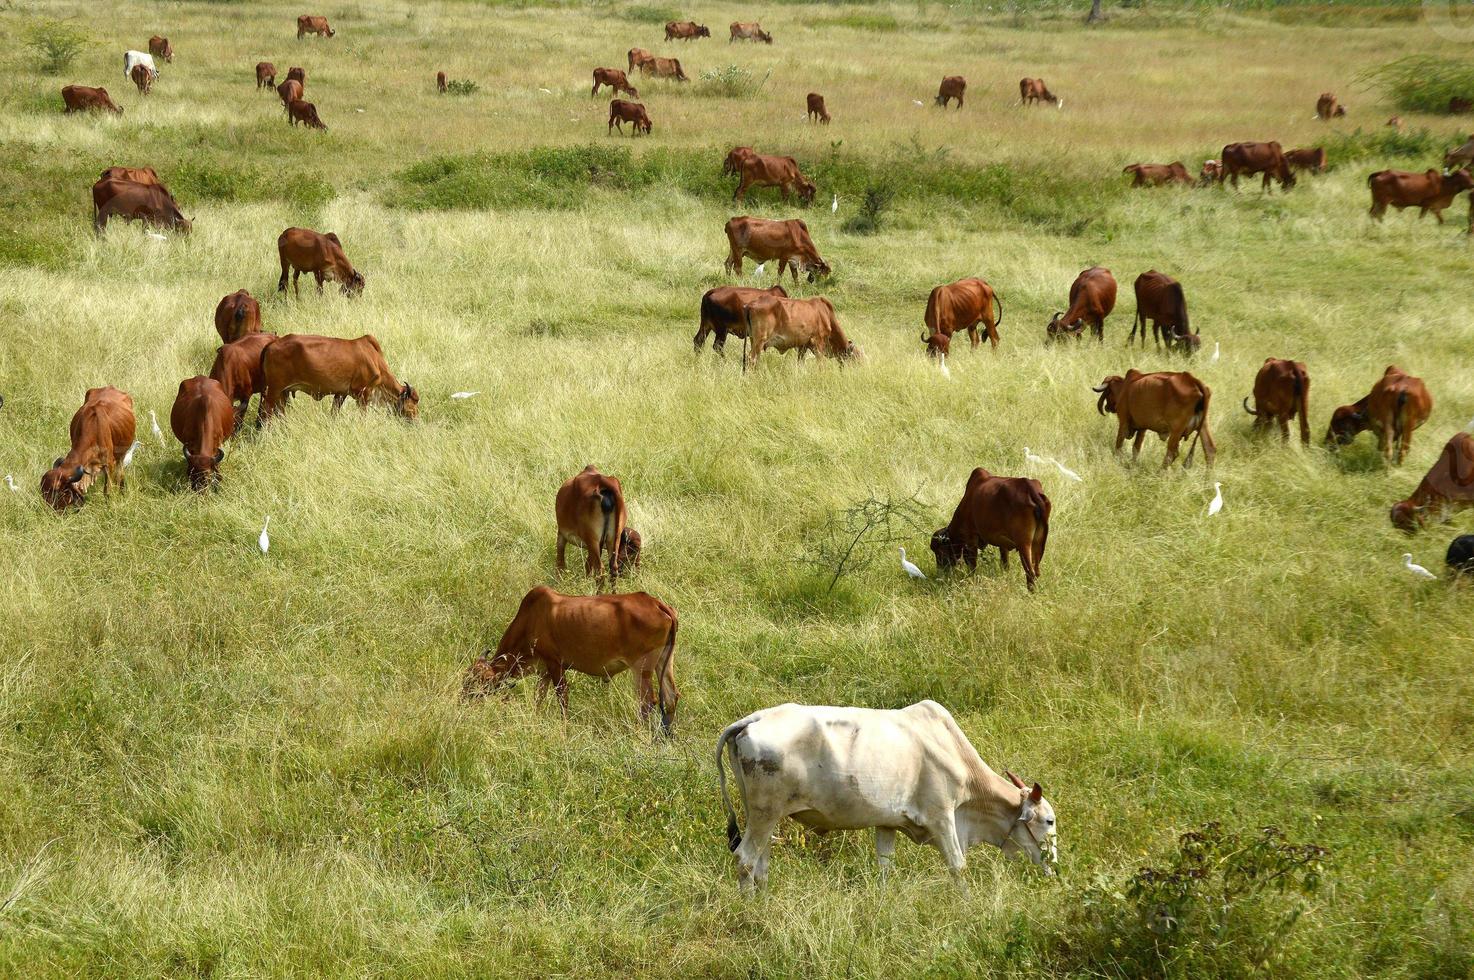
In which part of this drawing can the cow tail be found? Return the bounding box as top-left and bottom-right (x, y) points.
(233, 301), (247, 332)
(992, 289), (1004, 331)
(656, 610), (678, 734)
(1393, 390), (1408, 445)
(1242, 396), (1259, 417)
(742, 306), (753, 374)
(715, 718), (754, 851)
(599, 488), (617, 583)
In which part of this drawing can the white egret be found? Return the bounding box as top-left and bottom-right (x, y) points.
(831, 194), (838, 213)
(1211, 342), (1220, 363)
(1052, 459), (1083, 482)
(4, 475), (17, 492)
(1402, 553), (1436, 580)
(899, 547), (926, 580)
(939, 354), (950, 379)
(121, 440), (142, 467)
(1207, 481), (1223, 516)
(450, 391), (480, 399)
(149, 410), (164, 447)
(259, 517), (271, 555)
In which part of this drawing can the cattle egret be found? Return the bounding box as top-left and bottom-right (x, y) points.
(121, 440), (142, 467)
(939, 354), (950, 379)
(1051, 459), (1082, 482)
(831, 194), (838, 213)
(1207, 481), (1223, 516)
(899, 547), (926, 580)
(1211, 342), (1220, 363)
(1023, 446), (1048, 468)
(149, 410), (164, 447)
(147, 232), (167, 241)
(913, 100), (924, 106)
(1466, 414), (1474, 431)
(754, 263), (765, 277)
(258, 516), (271, 555)
(539, 87), (553, 94)
(355, 108), (365, 113)
(450, 391), (480, 399)
(4, 475), (17, 492)
(1402, 553), (1436, 580)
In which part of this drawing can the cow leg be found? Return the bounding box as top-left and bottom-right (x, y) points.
(555, 536), (568, 572)
(1279, 416), (1290, 442)
(330, 394), (346, 414)
(1017, 539), (1037, 591)
(1163, 429), (1183, 468)
(278, 257), (290, 292)
(292, 269), (302, 299)
(875, 827), (897, 881)
(734, 811), (780, 893)
(967, 325), (980, 349)
(1131, 430), (1146, 461)
(733, 180), (745, 203)
(313, 271), (325, 294)
(930, 815), (969, 890)
(635, 668), (656, 722)
(964, 545), (978, 572)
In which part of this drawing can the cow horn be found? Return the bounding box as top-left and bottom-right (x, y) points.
(1096, 389), (1109, 416)
(1004, 770), (1027, 790)
(52, 457), (63, 469)
(214, 447), (224, 464)
(1090, 383), (1108, 393)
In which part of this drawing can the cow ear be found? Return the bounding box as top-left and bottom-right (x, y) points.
(1005, 770), (1027, 790)
(52, 457), (63, 469)
(68, 466), (86, 485)
(214, 448), (224, 464)
(1030, 783), (1043, 804)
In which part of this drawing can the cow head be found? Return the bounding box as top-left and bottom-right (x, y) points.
(803, 258), (831, 282)
(930, 527), (963, 571)
(1448, 168), (1474, 193)
(1390, 499), (1427, 532)
(1002, 770), (1057, 871)
(395, 382), (420, 421)
(616, 527), (642, 577)
(625, 84), (639, 98)
(1045, 312), (1084, 344)
(1092, 376), (1126, 416)
(461, 648), (529, 699)
(796, 179), (817, 205)
(1325, 403), (1368, 447)
(1334, 105), (1347, 117)
(342, 270), (366, 297)
(698, 24), (711, 36)
(184, 447), (224, 491)
(758, 29), (772, 43)
(40, 460), (88, 510)
(922, 330), (950, 358)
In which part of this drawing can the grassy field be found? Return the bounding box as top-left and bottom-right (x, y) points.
(2, 0), (1473, 975)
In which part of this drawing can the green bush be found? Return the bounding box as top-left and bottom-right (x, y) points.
(1362, 56), (1474, 114)
(695, 65), (769, 99)
(27, 20), (89, 75)
(1322, 126), (1444, 164)
(445, 79), (479, 95)
(840, 185), (894, 235)
(621, 3), (681, 23)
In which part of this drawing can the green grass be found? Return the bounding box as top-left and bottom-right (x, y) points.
(1, 0), (1473, 975)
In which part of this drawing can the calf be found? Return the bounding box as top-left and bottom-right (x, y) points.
(1123, 162), (1191, 187)
(256, 62), (277, 89)
(1389, 433), (1474, 532)
(640, 57), (687, 81)
(259, 333), (417, 422)
(1129, 270), (1194, 351)
(62, 85), (123, 115)
(148, 35), (174, 62)
(733, 154), (815, 204)
(1220, 141), (1296, 191)
(592, 67), (637, 98)
(715, 700), (1056, 890)
(277, 78), (303, 106)
(935, 75), (966, 109)
(93, 181), (190, 234)
(130, 63), (152, 95)
(297, 14), (334, 38)
(40, 386), (135, 510)
(1046, 266), (1116, 344)
(729, 21), (772, 43)
(1243, 358), (1311, 444)
(464, 586), (679, 732)
(287, 99), (327, 130)
(209, 332), (278, 432)
(666, 21), (710, 40)
(1326, 365), (1432, 465)
(694, 284), (788, 353)
(1284, 146), (1327, 174)
(742, 295), (858, 368)
(1198, 159), (1222, 185)
(1368, 168), (1474, 223)
(277, 227), (364, 297)
(723, 216), (830, 282)
(123, 51), (158, 81)
(214, 289), (262, 343)
(607, 99), (651, 136)
(806, 92), (830, 124)
(1019, 77), (1060, 108)
(931, 467), (1050, 589)
(1315, 92), (1346, 120)
(556, 465), (629, 585)
(628, 48), (654, 73)
(923, 278), (1002, 355)
(437, 71), (447, 93)
(1093, 369), (1216, 468)
(170, 377), (234, 490)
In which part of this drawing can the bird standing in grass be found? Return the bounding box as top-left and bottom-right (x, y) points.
(122, 440), (142, 467)
(939, 354), (950, 379)
(1207, 481), (1223, 516)
(1211, 342), (1220, 363)
(150, 410), (164, 447)
(259, 517), (271, 555)
(4, 475), (17, 492)
(831, 194), (838, 213)
(899, 547), (926, 580)
(1402, 553), (1436, 580)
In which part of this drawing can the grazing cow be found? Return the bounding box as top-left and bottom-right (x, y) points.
(694, 284), (788, 353)
(1093, 370), (1216, 468)
(1315, 92), (1346, 120)
(931, 467), (1050, 589)
(297, 15), (334, 38)
(1019, 77), (1060, 108)
(628, 48), (655, 73)
(1367, 168), (1474, 223)
(1389, 433), (1474, 532)
(733, 153), (816, 204)
(715, 700), (1057, 891)
(1219, 141), (1296, 191)
(93, 181), (190, 234)
(170, 377), (234, 491)
(724, 216), (830, 281)
(806, 92), (830, 124)
(277, 227), (364, 297)
(465, 586), (680, 732)
(214, 290), (262, 344)
(209, 332), (278, 432)
(1123, 162), (1192, 187)
(742, 295), (858, 368)
(640, 56), (688, 81)
(259, 333), (417, 422)
(1046, 266), (1116, 344)
(1447, 533), (1474, 573)
(1129, 270), (1195, 352)
(148, 36), (174, 62)
(729, 21), (772, 43)
(1445, 135), (1474, 169)
(256, 62), (277, 89)
(922, 278), (1003, 355)
(100, 165), (161, 186)
(666, 21), (710, 40)
(556, 464), (629, 584)
(592, 67), (638, 98)
(1198, 160), (1222, 185)
(123, 51), (158, 81)
(1386, 116), (1403, 130)
(62, 85), (123, 115)
(723, 145), (757, 177)
(40, 387), (135, 510)
(287, 66), (306, 86)
(1284, 146), (1327, 174)
(130, 63), (152, 95)
(287, 99), (327, 130)
(277, 78), (303, 106)
(1326, 365), (1432, 465)
(616, 527), (642, 577)
(607, 99), (651, 136)
(437, 71), (447, 93)
(935, 75), (966, 109)
(1243, 358), (1311, 444)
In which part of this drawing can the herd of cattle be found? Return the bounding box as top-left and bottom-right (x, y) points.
(33, 12), (1474, 889)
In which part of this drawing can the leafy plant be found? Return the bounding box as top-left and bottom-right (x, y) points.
(800, 491), (933, 592)
(1361, 56), (1474, 114)
(27, 20), (89, 75)
(445, 79), (479, 95)
(841, 185), (894, 235)
(696, 65), (770, 98)
(621, 4), (681, 23)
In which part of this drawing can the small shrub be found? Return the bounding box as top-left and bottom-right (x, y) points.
(696, 65), (769, 99)
(1362, 56), (1474, 114)
(1322, 126), (1442, 164)
(27, 20), (89, 75)
(445, 79), (479, 96)
(841, 185), (894, 235)
(622, 4), (681, 23)
(800, 491), (933, 592)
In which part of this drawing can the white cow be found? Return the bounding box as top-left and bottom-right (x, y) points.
(123, 51), (158, 81)
(715, 700), (1057, 891)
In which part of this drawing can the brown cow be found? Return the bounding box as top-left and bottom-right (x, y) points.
(1198, 160), (1222, 186)
(99, 166), (161, 186)
(209, 332), (278, 432)
(277, 78), (303, 106)
(742, 295), (858, 368)
(694, 284), (788, 352)
(287, 66), (306, 86)
(256, 62), (277, 89)
(287, 99), (327, 130)
(437, 71), (447, 93)
(1390, 433), (1474, 531)
(62, 85), (123, 115)
(724, 216), (830, 282)
(170, 377), (234, 491)
(1367, 168), (1474, 223)
(277, 227), (364, 297)
(1130, 270), (1195, 352)
(1284, 147), (1327, 174)
(729, 22), (772, 43)
(592, 67), (638, 98)
(556, 465), (629, 584)
(130, 63), (152, 95)
(733, 154), (816, 204)
(1019, 77), (1060, 108)
(615, 527), (642, 578)
(930, 467), (1050, 590)
(628, 48), (655, 73)
(93, 175), (177, 215)
(935, 76), (965, 109)
(1243, 358), (1311, 444)
(1046, 266), (1116, 344)
(1315, 92), (1346, 120)
(1326, 365), (1432, 465)
(148, 36), (173, 62)
(608, 99), (651, 136)
(1445, 135), (1474, 169)
(1219, 141), (1296, 191)
(464, 586), (680, 732)
(666, 21), (710, 40)
(723, 145), (757, 177)
(40, 386), (135, 510)
(922, 278), (1002, 355)
(1123, 162), (1191, 187)
(640, 56), (688, 81)
(297, 14), (334, 38)
(214, 290), (262, 344)
(806, 92), (830, 124)
(1093, 370), (1216, 468)
(259, 333), (417, 422)
(93, 181), (190, 234)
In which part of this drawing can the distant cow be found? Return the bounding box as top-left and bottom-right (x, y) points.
(592, 67), (638, 98)
(1284, 146), (1327, 174)
(437, 71), (447, 93)
(935, 76), (965, 109)
(170, 376), (235, 491)
(1326, 365), (1432, 465)
(1198, 160), (1222, 185)
(1315, 92), (1346, 120)
(628, 48), (655, 73)
(259, 333), (417, 422)
(666, 21), (710, 40)
(1444, 135), (1474, 169)
(123, 51), (158, 81)
(1449, 534), (1474, 574)
(40, 386), (135, 510)
(1367, 168), (1474, 223)
(733, 154), (815, 204)
(209, 332), (278, 432)
(1046, 266), (1116, 344)
(1130, 271), (1195, 352)
(465, 586), (680, 732)
(1243, 358), (1311, 444)
(256, 62), (277, 89)
(1123, 162), (1191, 187)
(742, 295), (858, 368)
(297, 15), (334, 38)
(723, 145), (757, 177)
(1019, 77), (1060, 108)
(130, 63), (152, 95)
(1220, 141), (1296, 191)
(93, 180), (190, 234)
(724, 216), (830, 282)
(640, 56), (688, 81)
(100, 165), (161, 186)
(287, 99), (327, 129)
(148, 36), (173, 62)
(922, 278), (1002, 356)
(931, 467), (1050, 589)
(556, 465), (630, 585)
(1389, 433), (1474, 532)
(607, 99), (651, 135)
(277, 79), (303, 106)
(729, 21), (772, 43)
(694, 284), (788, 353)
(214, 289), (262, 344)
(806, 92), (830, 124)
(277, 227), (364, 297)
(1093, 369), (1216, 468)
(62, 85), (123, 115)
